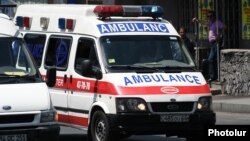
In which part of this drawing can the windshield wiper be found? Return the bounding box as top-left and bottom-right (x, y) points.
(0, 74), (7, 77)
(107, 65), (197, 73)
(164, 66), (197, 72)
(20, 75), (37, 81)
(0, 74), (37, 82)
(107, 65), (163, 73)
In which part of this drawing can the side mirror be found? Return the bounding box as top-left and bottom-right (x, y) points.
(81, 59), (92, 77)
(80, 59), (102, 80)
(46, 66), (56, 87)
(94, 69), (103, 80)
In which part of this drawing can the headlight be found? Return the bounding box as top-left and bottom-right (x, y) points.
(116, 98), (148, 113)
(197, 96), (212, 111)
(41, 109), (57, 123)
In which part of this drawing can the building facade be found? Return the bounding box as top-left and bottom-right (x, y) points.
(114, 0), (247, 50)
(1, 0), (249, 49)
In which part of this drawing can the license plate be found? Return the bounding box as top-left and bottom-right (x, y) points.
(0, 134), (27, 141)
(160, 114), (189, 122)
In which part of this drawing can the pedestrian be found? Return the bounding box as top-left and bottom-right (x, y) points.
(179, 27), (195, 59)
(193, 10), (225, 82)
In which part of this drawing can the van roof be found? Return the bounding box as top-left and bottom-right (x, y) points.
(0, 13), (21, 37)
(15, 4), (179, 37)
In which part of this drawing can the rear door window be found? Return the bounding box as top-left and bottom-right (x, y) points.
(24, 34), (46, 67)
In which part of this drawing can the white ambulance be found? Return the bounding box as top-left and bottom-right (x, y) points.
(15, 4), (215, 141)
(0, 13), (59, 141)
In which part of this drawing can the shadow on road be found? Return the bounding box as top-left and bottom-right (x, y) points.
(59, 134), (87, 141)
(59, 134), (184, 141)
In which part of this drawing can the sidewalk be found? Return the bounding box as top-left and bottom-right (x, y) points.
(210, 82), (250, 113)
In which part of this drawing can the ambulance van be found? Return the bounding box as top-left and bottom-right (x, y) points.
(15, 4), (215, 141)
(0, 13), (59, 141)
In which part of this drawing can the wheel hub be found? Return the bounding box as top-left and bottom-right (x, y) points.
(95, 120), (106, 141)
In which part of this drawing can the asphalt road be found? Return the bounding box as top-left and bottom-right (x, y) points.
(59, 112), (250, 141)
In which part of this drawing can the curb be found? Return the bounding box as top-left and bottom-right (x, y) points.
(212, 102), (250, 113)
(212, 94), (250, 113)
(210, 83), (250, 114)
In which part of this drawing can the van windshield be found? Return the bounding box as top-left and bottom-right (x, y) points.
(0, 37), (38, 80)
(100, 35), (195, 72)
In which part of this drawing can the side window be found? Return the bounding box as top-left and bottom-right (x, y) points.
(0, 40), (14, 67)
(170, 41), (183, 62)
(74, 38), (99, 77)
(45, 36), (72, 70)
(24, 34), (46, 67)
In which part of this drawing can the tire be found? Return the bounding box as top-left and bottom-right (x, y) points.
(90, 111), (114, 141)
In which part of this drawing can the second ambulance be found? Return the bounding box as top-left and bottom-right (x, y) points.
(0, 13), (59, 141)
(15, 4), (215, 141)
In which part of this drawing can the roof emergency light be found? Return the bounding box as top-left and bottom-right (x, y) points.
(16, 16), (23, 27)
(40, 17), (49, 29)
(58, 18), (66, 29)
(93, 5), (164, 19)
(93, 5), (123, 18)
(16, 16), (32, 28)
(23, 17), (30, 28)
(141, 6), (164, 18)
(66, 19), (75, 30)
(58, 18), (75, 30)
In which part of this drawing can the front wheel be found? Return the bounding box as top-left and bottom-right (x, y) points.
(90, 111), (114, 141)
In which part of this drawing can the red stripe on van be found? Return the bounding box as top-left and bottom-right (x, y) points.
(57, 114), (69, 123)
(117, 85), (211, 95)
(43, 75), (210, 95)
(70, 116), (88, 126)
(58, 114), (88, 126)
(70, 77), (211, 95)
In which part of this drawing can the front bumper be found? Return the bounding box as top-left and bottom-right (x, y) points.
(107, 111), (215, 135)
(0, 123), (60, 141)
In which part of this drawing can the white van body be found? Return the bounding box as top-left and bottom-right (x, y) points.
(15, 4), (215, 141)
(0, 13), (59, 141)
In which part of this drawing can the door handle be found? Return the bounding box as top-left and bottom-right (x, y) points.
(64, 74), (67, 83)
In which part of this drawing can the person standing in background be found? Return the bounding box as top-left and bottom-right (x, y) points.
(179, 27), (195, 59)
(193, 10), (225, 82)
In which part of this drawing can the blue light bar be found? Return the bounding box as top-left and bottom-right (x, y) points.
(16, 16), (23, 27)
(58, 18), (66, 29)
(141, 6), (164, 18)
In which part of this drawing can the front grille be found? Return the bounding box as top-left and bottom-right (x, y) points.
(0, 114), (35, 124)
(150, 102), (194, 112)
